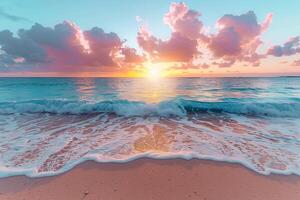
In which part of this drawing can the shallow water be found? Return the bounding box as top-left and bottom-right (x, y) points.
(0, 77), (300, 177)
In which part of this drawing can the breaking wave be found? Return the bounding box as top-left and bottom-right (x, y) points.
(0, 99), (300, 117)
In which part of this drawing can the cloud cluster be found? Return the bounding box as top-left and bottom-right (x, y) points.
(0, 2), (299, 74)
(137, 2), (273, 68)
(0, 21), (142, 71)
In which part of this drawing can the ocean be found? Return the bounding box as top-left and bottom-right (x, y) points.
(0, 77), (300, 177)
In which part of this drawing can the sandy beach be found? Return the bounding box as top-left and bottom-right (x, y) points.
(0, 159), (299, 200)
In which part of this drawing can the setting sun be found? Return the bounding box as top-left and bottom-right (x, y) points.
(148, 67), (160, 78)
(146, 63), (165, 78)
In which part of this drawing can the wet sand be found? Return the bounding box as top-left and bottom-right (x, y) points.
(0, 159), (300, 200)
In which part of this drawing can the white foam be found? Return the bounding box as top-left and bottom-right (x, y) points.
(0, 113), (299, 178)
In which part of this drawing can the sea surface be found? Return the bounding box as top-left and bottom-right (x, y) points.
(0, 77), (300, 177)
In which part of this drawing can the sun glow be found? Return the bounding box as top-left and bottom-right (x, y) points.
(148, 67), (161, 78)
(145, 63), (167, 78)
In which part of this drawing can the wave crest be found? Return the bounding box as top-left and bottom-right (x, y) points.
(0, 99), (299, 117)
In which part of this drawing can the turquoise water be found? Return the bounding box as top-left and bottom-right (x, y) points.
(0, 77), (300, 177)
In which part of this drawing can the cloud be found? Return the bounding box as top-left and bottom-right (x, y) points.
(291, 59), (300, 66)
(137, 29), (199, 62)
(137, 2), (202, 63)
(261, 13), (273, 32)
(171, 62), (209, 70)
(163, 2), (206, 41)
(216, 11), (263, 42)
(0, 21), (143, 71)
(209, 27), (241, 57)
(135, 16), (143, 22)
(267, 36), (300, 57)
(0, 7), (30, 22)
(208, 11), (272, 67)
(120, 47), (145, 63)
(3, 2), (297, 74)
(137, 3), (272, 69)
(0, 30), (47, 64)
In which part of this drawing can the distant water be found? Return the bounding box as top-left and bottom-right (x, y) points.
(0, 77), (300, 177)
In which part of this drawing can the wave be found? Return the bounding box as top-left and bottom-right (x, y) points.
(0, 99), (299, 117)
(1, 152), (300, 178)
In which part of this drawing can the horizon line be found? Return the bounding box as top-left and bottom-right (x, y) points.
(1, 75), (300, 78)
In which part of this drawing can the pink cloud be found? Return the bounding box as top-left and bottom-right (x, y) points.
(291, 59), (300, 66)
(0, 21), (143, 72)
(137, 3), (202, 63)
(261, 13), (273, 32)
(163, 2), (205, 41)
(137, 28), (198, 63)
(267, 36), (300, 57)
(136, 25), (159, 56)
(209, 27), (241, 57)
(119, 47), (145, 63)
(137, 3), (273, 69)
(208, 11), (272, 67)
(3, 2), (298, 74)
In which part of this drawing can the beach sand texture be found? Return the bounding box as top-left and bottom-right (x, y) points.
(0, 159), (300, 200)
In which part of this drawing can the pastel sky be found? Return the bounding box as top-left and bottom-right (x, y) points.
(0, 0), (299, 77)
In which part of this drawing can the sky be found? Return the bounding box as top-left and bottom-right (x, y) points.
(0, 0), (299, 77)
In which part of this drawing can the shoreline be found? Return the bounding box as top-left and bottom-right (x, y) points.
(1, 155), (299, 178)
(0, 158), (300, 200)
